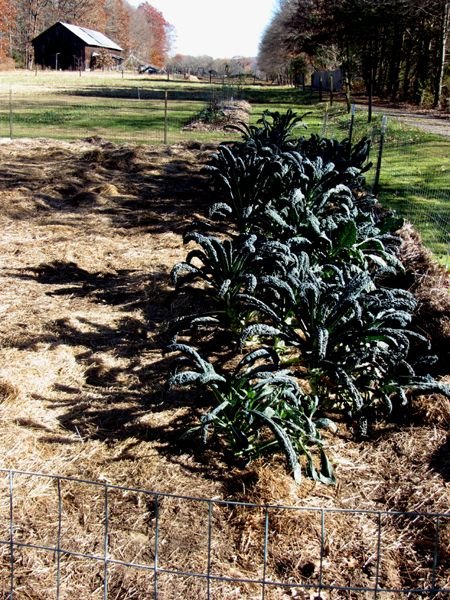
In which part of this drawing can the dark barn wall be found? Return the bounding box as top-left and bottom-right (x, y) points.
(32, 23), (120, 70)
(33, 23), (86, 70)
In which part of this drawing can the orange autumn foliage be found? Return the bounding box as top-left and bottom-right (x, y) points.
(0, 0), (15, 62)
(137, 2), (171, 67)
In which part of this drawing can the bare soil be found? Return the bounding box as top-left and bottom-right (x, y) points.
(0, 137), (448, 598)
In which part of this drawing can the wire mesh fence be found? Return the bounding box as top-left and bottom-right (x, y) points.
(375, 137), (450, 267)
(0, 86), (449, 266)
(0, 468), (449, 599)
(316, 104), (450, 267)
(0, 87), (232, 145)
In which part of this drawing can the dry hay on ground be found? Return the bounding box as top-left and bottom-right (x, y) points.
(0, 138), (448, 598)
(397, 223), (450, 371)
(183, 99), (252, 132)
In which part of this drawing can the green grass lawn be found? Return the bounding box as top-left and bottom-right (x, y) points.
(0, 70), (448, 265)
(378, 138), (449, 266)
(0, 95), (208, 142)
(0, 70), (327, 142)
(317, 109), (450, 267)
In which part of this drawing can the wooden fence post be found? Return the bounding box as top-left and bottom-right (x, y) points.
(348, 103), (356, 152)
(9, 86), (13, 139)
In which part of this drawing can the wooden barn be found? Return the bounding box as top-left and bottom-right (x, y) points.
(32, 22), (123, 71)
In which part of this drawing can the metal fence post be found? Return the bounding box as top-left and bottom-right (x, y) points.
(8, 471), (15, 599)
(153, 495), (160, 598)
(207, 501), (213, 600)
(262, 506), (269, 600)
(164, 90), (168, 145)
(103, 484), (109, 600)
(373, 115), (387, 195)
(56, 478), (63, 600)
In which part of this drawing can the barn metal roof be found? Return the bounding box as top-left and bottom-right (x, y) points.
(60, 22), (123, 51)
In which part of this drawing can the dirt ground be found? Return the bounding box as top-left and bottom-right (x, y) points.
(0, 137), (449, 598)
(353, 98), (450, 137)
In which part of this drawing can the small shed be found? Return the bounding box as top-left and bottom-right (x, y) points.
(32, 22), (123, 71)
(311, 69), (343, 91)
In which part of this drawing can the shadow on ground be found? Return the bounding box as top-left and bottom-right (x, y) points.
(0, 140), (214, 234)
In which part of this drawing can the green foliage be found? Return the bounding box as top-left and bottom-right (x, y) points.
(188, 100), (226, 125)
(167, 344), (334, 484)
(165, 108), (449, 483)
(243, 271), (436, 436)
(171, 231), (258, 302)
(169, 232), (259, 340)
(227, 108), (310, 149)
(296, 134), (373, 180)
(205, 144), (286, 231)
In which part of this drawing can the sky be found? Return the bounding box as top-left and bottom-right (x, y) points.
(135, 0), (279, 58)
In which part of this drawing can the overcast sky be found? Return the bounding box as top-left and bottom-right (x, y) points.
(131, 0), (278, 58)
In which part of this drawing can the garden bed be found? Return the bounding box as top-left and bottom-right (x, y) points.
(183, 99), (252, 132)
(0, 137), (448, 598)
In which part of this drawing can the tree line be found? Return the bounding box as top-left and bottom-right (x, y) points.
(0, 0), (173, 69)
(166, 54), (256, 78)
(258, 0), (449, 107)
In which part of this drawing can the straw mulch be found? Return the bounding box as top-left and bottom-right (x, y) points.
(0, 138), (448, 599)
(183, 99), (252, 132)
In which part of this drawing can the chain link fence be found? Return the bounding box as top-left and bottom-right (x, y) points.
(1, 469), (449, 599)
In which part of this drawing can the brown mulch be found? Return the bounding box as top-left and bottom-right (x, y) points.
(0, 138), (448, 598)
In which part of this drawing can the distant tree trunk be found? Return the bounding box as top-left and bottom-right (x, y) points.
(401, 35), (414, 100)
(344, 74), (352, 112)
(387, 26), (403, 101)
(412, 30), (431, 104)
(434, 2), (449, 108)
(375, 26), (388, 96)
(342, 40), (353, 112)
(368, 62), (374, 123)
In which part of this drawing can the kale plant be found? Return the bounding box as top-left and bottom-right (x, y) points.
(167, 344), (335, 484)
(164, 108), (449, 482)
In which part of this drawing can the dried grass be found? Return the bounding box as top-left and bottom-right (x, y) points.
(398, 223), (450, 372)
(183, 99), (252, 132)
(0, 139), (448, 598)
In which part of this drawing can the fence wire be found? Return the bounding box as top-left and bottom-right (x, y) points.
(0, 88), (449, 266)
(0, 469), (449, 599)
(317, 105), (450, 267)
(0, 88), (231, 145)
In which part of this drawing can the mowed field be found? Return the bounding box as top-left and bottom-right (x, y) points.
(0, 71), (212, 144)
(0, 70), (323, 144)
